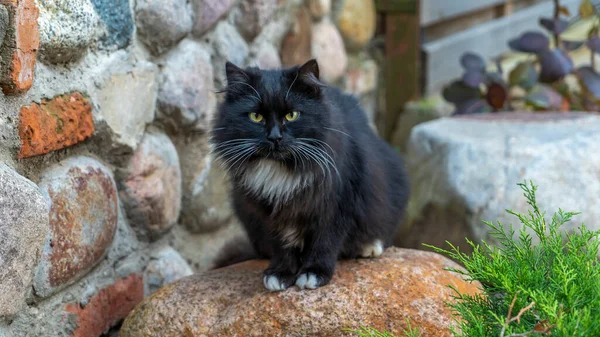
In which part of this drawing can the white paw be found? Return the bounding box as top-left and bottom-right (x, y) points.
(295, 273), (319, 290)
(263, 275), (287, 292)
(360, 239), (384, 258)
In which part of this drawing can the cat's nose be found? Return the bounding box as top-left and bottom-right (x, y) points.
(267, 127), (283, 144)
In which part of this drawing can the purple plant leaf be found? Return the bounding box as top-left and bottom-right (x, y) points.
(524, 84), (563, 110)
(460, 53), (486, 71)
(509, 61), (539, 90)
(462, 70), (485, 88)
(578, 66), (600, 100)
(539, 18), (570, 35)
(587, 36), (600, 54)
(454, 99), (490, 115)
(562, 40), (585, 51)
(443, 80), (481, 105)
(508, 31), (550, 54)
(539, 49), (574, 82)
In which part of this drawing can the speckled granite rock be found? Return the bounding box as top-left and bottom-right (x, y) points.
(120, 247), (480, 337)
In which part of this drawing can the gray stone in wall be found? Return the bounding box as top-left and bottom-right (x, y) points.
(0, 6), (8, 49)
(119, 129), (182, 241)
(34, 156), (119, 298)
(158, 39), (216, 131)
(403, 113), (600, 251)
(135, 0), (193, 56)
(171, 221), (245, 272)
(177, 134), (234, 234)
(37, 0), (101, 64)
(212, 22), (249, 85)
(307, 0), (331, 19)
(95, 60), (158, 157)
(144, 246), (192, 295)
(0, 164), (48, 318)
(235, 0), (278, 42)
(248, 40), (281, 69)
(90, 0), (134, 48)
(191, 0), (235, 37)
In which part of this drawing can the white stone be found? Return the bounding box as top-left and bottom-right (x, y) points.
(406, 113), (600, 247)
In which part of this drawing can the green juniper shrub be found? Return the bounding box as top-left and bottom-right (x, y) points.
(351, 181), (600, 337)
(428, 181), (600, 336)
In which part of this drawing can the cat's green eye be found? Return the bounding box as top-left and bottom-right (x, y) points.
(249, 112), (264, 123)
(285, 111), (300, 121)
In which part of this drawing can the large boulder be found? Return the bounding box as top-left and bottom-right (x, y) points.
(120, 248), (480, 337)
(398, 112), (600, 251)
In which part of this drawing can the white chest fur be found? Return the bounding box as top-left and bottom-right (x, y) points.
(241, 159), (312, 204)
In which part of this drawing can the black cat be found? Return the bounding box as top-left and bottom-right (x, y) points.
(209, 59), (409, 291)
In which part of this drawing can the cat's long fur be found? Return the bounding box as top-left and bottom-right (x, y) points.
(210, 59), (410, 291)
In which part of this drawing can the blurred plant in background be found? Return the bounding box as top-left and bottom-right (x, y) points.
(443, 0), (600, 115)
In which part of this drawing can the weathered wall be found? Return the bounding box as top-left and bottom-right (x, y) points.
(0, 0), (381, 335)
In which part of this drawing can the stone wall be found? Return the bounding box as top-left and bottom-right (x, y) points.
(0, 0), (381, 335)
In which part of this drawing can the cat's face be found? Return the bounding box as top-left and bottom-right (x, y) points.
(211, 60), (331, 174)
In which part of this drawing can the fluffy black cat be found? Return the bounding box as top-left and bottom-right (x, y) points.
(209, 59), (409, 291)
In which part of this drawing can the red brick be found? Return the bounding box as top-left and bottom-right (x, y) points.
(0, 0), (40, 94)
(18, 92), (94, 159)
(65, 274), (144, 337)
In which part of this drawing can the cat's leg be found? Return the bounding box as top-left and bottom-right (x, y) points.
(263, 242), (301, 292)
(295, 224), (346, 290)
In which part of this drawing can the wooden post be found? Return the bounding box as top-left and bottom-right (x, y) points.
(376, 0), (421, 141)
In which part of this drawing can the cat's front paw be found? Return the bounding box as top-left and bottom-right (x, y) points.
(263, 270), (296, 292)
(295, 271), (331, 290)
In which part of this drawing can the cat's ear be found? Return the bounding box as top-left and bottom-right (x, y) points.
(225, 61), (250, 84)
(298, 59), (320, 80)
(295, 59), (325, 96)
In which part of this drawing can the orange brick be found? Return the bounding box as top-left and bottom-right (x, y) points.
(0, 0), (39, 94)
(18, 92), (94, 158)
(65, 274), (144, 337)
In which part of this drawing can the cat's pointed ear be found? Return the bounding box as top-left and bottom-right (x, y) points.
(298, 59), (320, 80)
(295, 59), (325, 96)
(225, 61), (250, 84)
